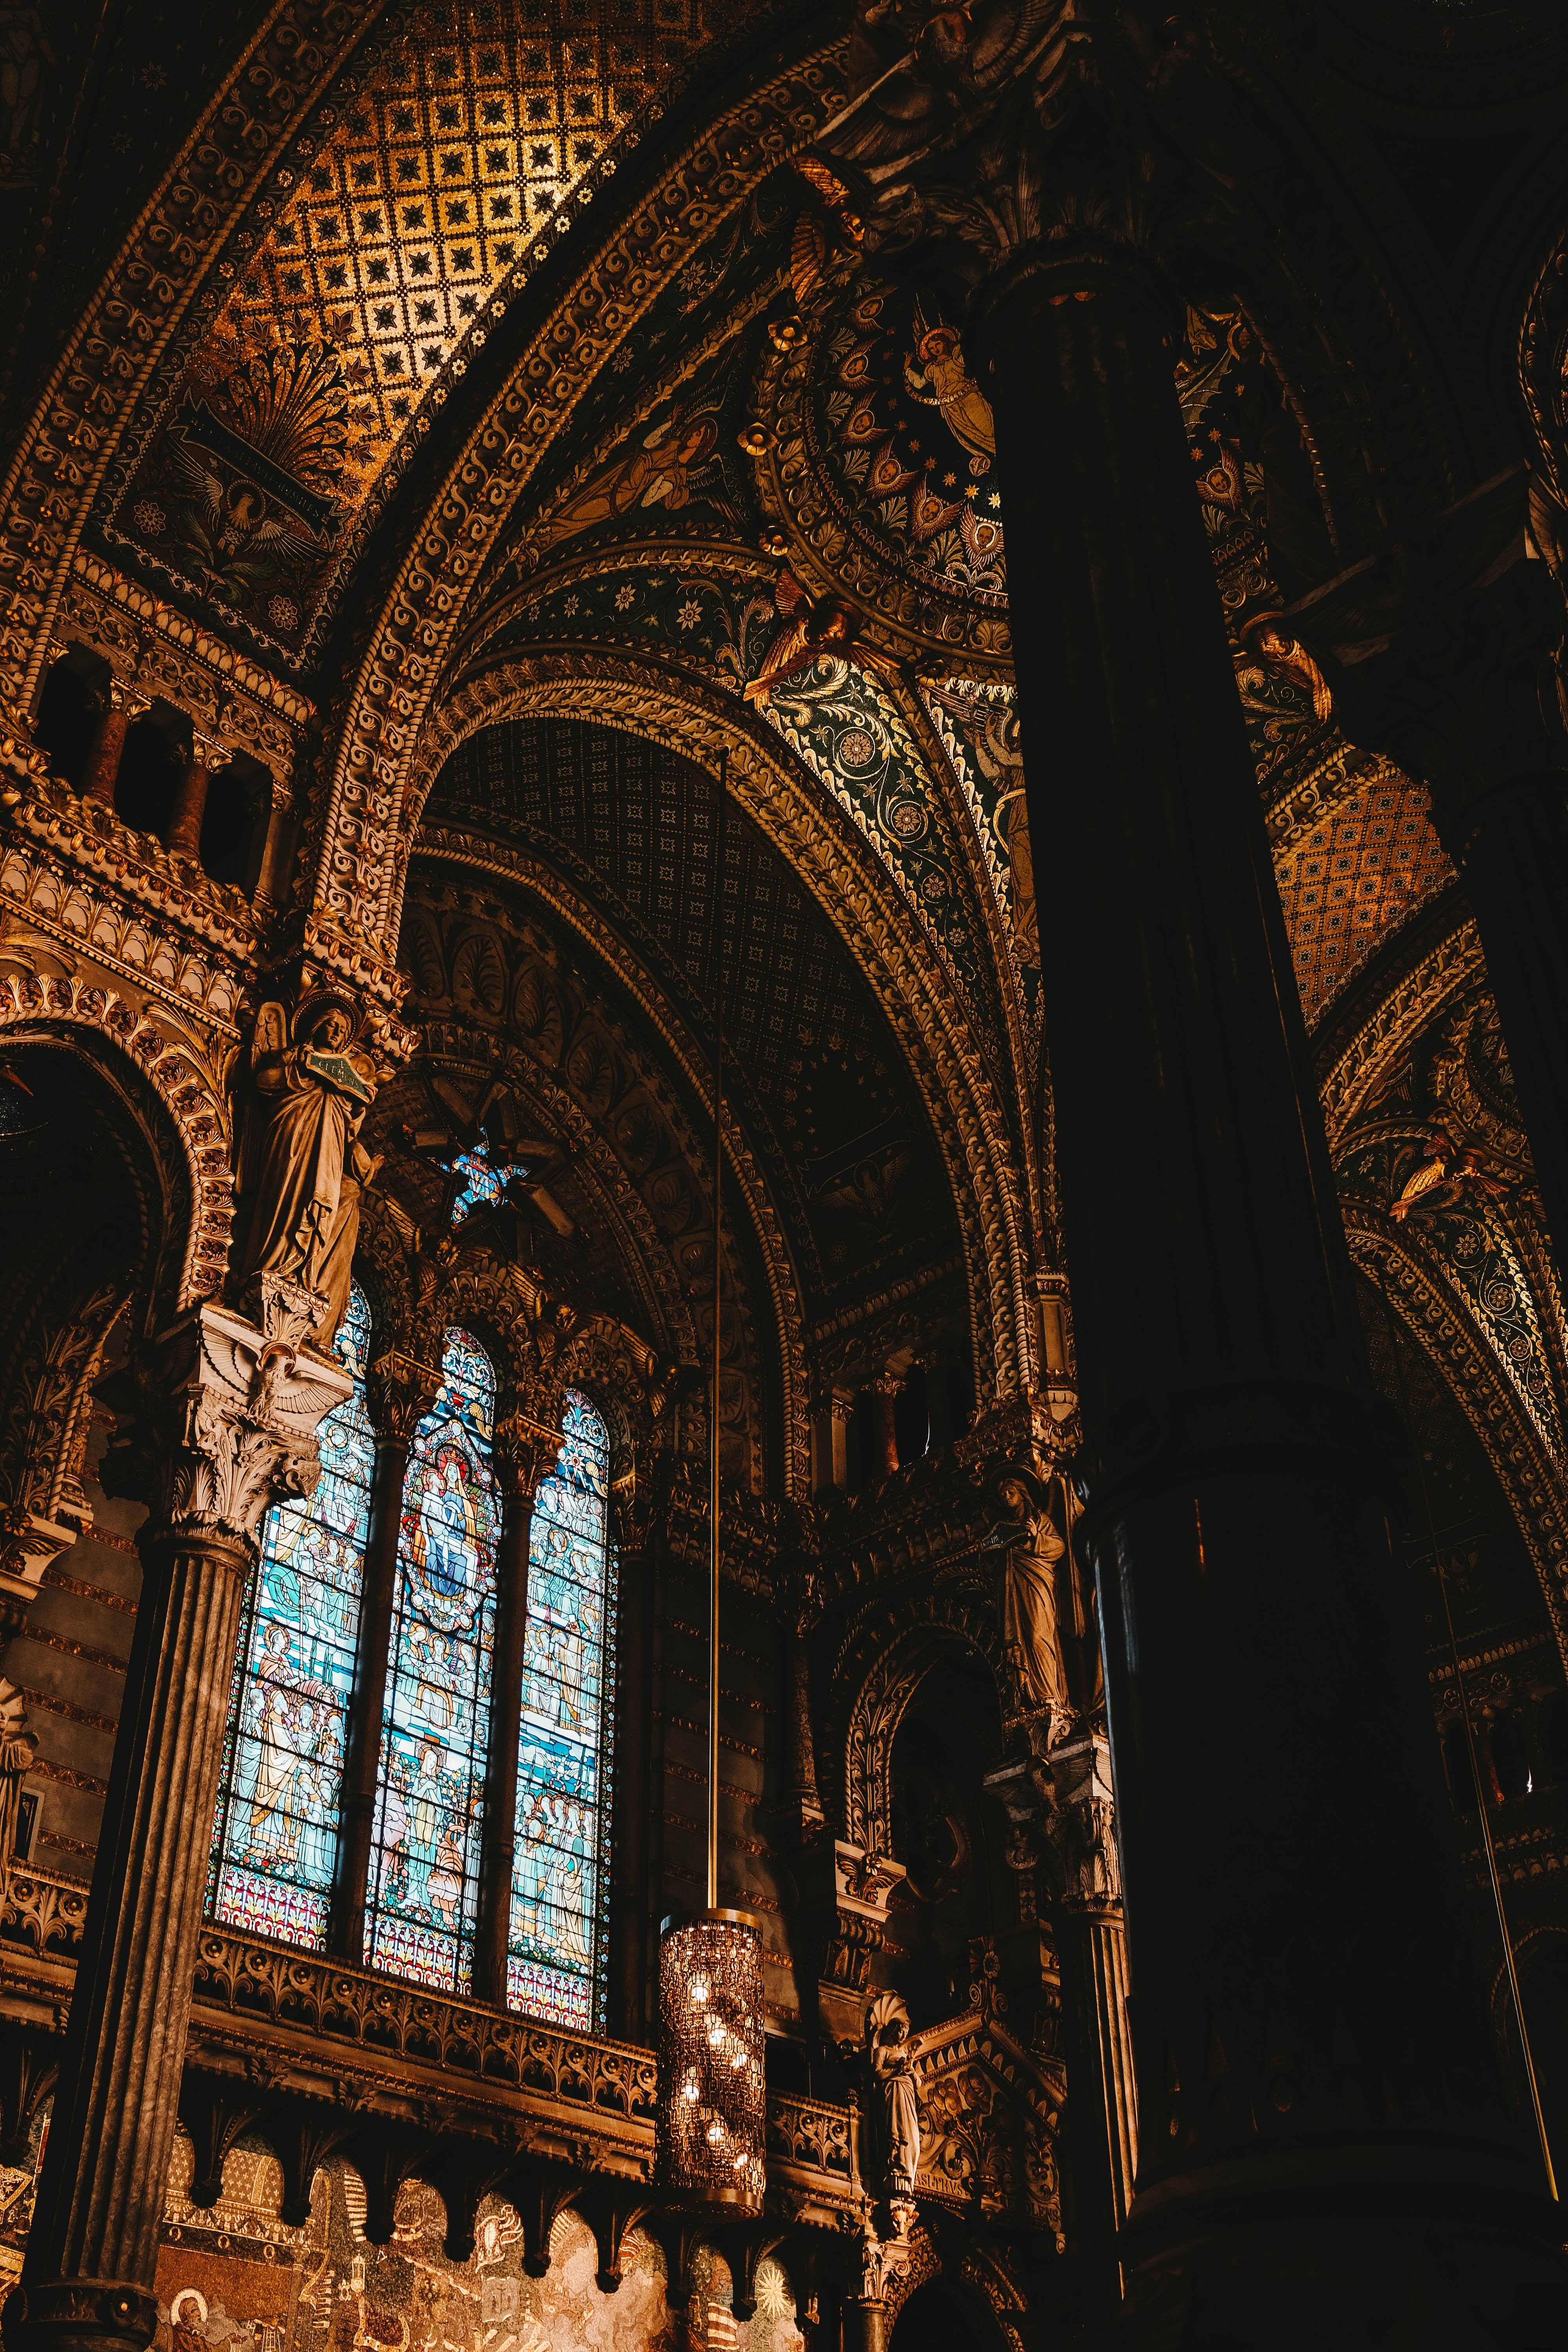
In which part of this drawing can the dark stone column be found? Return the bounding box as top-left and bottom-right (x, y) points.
(472, 1417), (556, 2009)
(327, 1349), (439, 1967)
(820, 16), (1557, 2338)
(608, 1476), (658, 2042)
(5, 1290), (349, 2352)
(1049, 1731), (1136, 2294)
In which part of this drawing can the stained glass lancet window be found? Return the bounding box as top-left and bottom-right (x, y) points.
(208, 1283), (374, 1948)
(510, 1390), (616, 2029)
(365, 1328), (499, 1994)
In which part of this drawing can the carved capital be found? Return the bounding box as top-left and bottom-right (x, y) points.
(364, 1348), (444, 1445)
(0, 1508), (80, 1637)
(102, 1292), (352, 1556)
(817, 1), (1162, 292)
(491, 1413), (563, 1506)
(1048, 1728), (1121, 1908)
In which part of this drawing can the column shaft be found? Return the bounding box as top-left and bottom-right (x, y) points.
(165, 757), (212, 860)
(328, 1432), (411, 1963)
(473, 1485), (534, 2007)
(609, 1535), (654, 2039)
(9, 1532), (247, 2352)
(80, 691), (131, 806)
(979, 241), (1546, 2324)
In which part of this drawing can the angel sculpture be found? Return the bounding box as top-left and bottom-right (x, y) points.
(237, 998), (378, 1335)
(166, 432), (321, 610)
(742, 571), (858, 706)
(1390, 1131), (1454, 1222)
(866, 1990), (921, 2201)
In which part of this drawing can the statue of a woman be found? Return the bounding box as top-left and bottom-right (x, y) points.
(238, 1000), (376, 1314)
(999, 1475), (1069, 1718)
(866, 1991), (921, 2197)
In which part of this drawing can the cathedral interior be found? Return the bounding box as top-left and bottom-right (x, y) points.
(0, 1), (1566, 2346)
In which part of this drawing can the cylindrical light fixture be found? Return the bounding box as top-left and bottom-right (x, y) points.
(656, 1904), (766, 2209)
(654, 751), (766, 2212)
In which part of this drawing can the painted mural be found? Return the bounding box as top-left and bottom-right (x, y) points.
(0, 2125), (806, 2352)
(209, 1285), (375, 1952)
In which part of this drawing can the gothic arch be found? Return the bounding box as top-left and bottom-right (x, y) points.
(836, 1601), (1006, 1858)
(403, 650), (1031, 1416)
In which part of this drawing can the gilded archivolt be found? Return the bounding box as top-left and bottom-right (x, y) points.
(404, 648), (1035, 1411)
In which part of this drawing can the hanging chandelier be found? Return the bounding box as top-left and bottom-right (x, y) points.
(654, 750), (766, 2213)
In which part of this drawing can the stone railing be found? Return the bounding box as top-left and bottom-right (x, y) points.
(0, 1868), (856, 2222)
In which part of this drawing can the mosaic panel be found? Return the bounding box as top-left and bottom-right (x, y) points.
(1274, 771), (1453, 1027)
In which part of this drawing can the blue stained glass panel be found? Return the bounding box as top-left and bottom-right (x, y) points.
(209, 1283), (374, 1950)
(450, 1148), (504, 1218)
(509, 1388), (615, 2030)
(365, 1327), (499, 1995)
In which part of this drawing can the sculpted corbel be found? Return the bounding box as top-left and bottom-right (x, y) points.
(103, 1274), (353, 1556)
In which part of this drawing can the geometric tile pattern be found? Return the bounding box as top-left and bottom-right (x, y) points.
(1274, 767), (1453, 1030)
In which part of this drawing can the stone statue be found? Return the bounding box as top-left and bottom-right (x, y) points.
(238, 999), (376, 1328)
(0, 1678), (36, 1890)
(866, 1990), (921, 2198)
(998, 1474), (1069, 1719)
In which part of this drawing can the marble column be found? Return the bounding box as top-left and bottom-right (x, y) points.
(821, 13), (1553, 2338)
(609, 1472), (657, 2040)
(328, 1348), (441, 1967)
(473, 1417), (556, 2009)
(1050, 1731), (1136, 2279)
(5, 1283), (350, 2352)
(165, 733), (232, 863)
(80, 682), (151, 808)
(863, 1378), (899, 1481)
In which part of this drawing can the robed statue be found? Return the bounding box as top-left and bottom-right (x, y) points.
(237, 999), (377, 1336)
(866, 1991), (921, 2201)
(0, 1678), (35, 1893)
(998, 1473), (1069, 1719)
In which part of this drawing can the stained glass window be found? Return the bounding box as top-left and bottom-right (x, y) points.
(509, 1389), (616, 2030)
(365, 1327), (500, 1995)
(450, 1148), (505, 1218)
(208, 1283), (374, 1949)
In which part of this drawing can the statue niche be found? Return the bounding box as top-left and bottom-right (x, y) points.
(235, 998), (379, 1339)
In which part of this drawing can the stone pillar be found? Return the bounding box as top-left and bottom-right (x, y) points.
(821, 15), (1552, 2337)
(776, 1553), (825, 1843)
(166, 733), (232, 863)
(863, 1378), (900, 1481)
(810, 1385), (853, 1495)
(6, 1283), (350, 2352)
(473, 1417), (556, 2009)
(80, 682), (151, 808)
(328, 1348), (440, 1966)
(609, 1468), (657, 2040)
(1050, 1732), (1136, 2267)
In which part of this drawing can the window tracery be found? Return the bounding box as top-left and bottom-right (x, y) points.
(208, 1282), (374, 1949)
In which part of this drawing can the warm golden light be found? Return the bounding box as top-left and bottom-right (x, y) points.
(655, 1909), (766, 2210)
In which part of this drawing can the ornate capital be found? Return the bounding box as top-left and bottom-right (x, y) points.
(817, 0), (1160, 291)
(0, 1508), (82, 1639)
(103, 1283), (352, 1556)
(364, 1348), (444, 1446)
(1048, 1727), (1121, 1908)
(492, 1413), (563, 1506)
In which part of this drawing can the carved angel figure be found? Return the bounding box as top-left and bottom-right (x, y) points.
(238, 1000), (377, 1330)
(998, 1474), (1068, 1718)
(866, 1990), (922, 2196)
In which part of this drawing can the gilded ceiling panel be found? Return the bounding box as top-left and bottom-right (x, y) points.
(98, 0), (725, 663)
(1275, 770), (1452, 1028)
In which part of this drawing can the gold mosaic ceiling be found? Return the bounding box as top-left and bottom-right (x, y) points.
(113, 0), (723, 657)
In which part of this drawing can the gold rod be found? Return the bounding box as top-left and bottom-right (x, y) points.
(1377, 1271), (1558, 2200)
(708, 748), (728, 1915)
